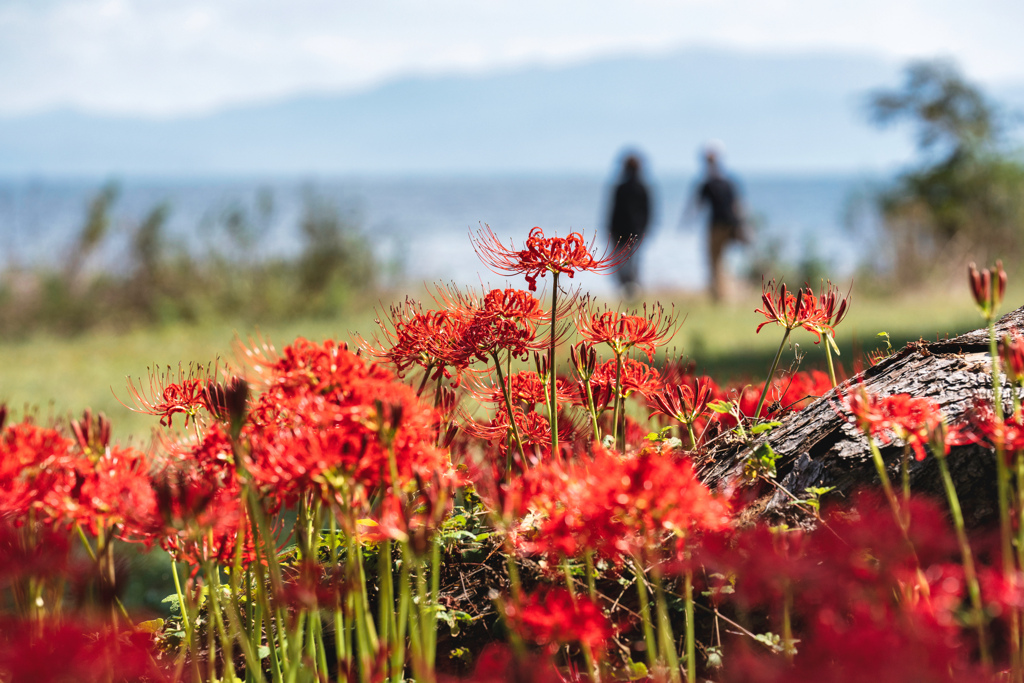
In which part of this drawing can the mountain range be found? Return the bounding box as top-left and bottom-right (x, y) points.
(2, 48), (1019, 176)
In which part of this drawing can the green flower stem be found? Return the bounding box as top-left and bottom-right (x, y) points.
(560, 556), (599, 681)
(988, 315), (1020, 680)
(393, 542), (412, 679)
(632, 555), (659, 674)
(824, 333), (839, 388)
(312, 615), (329, 681)
(225, 568), (265, 683)
(283, 611), (306, 683)
(377, 539), (394, 655)
(491, 351), (527, 478)
(426, 537), (441, 670)
(328, 515), (348, 676)
(613, 352), (624, 450)
(867, 438), (903, 533)
(584, 551), (598, 602)
(170, 558), (191, 635)
(652, 567), (682, 683)
(936, 448), (990, 669)
(683, 568), (696, 683)
(583, 377), (602, 443)
(755, 328), (792, 421)
(549, 272), (561, 456)
(205, 562), (239, 683)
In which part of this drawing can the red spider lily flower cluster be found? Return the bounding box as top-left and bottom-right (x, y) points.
(244, 338), (454, 506)
(516, 445), (730, 563)
(841, 388), (945, 460)
(756, 279), (849, 342)
(504, 588), (613, 652)
(588, 357), (664, 402)
(364, 286), (550, 381)
(575, 303), (678, 361)
(123, 363), (215, 428)
(949, 398), (1024, 456)
(471, 225), (633, 291)
(702, 492), (989, 683)
(650, 377), (716, 426)
(17, 223), (1024, 683)
(0, 617), (168, 683)
(969, 260), (1007, 319)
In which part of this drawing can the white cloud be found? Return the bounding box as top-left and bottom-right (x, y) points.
(1, 0), (1023, 116)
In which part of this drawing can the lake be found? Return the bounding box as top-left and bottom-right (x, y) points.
(0, 172), (883, 295)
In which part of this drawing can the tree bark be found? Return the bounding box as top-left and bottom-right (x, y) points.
(695, 305), (1024, 528)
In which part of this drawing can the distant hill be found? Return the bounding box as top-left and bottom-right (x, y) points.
(0, 48), (997, 176)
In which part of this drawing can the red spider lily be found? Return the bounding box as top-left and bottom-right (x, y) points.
(69, 408), (111, 456)
(360, 298), (474, 381)
(504, 588), (613, 652)
(755, 280), (834, 342)
(64, 445), (158, 538)
(275, 560), (343, 611)
(202, 376), (249, 431)
(728, 369), (834, 424)
(650, 376), (716, 426)
(481, 287), (548, 325)
(519, 445), (730, 563)
(243, 338), (453, 507)
(0, 518), (75, 593)
(160, 487), (254, 568)
(461, 406), (574, 463)
(589, 357), (664, 401)
(471, 225), (633, 291)
(470, 371), (574, 410)
(0, 418), (76, 522)
(1000, 331), (1024, 384)
(818, 279), (852, 329)
(430, 284), (549, 363)
(840, 388), (944, 460)
(968, 260), (1007, 319)
(437, 643), (565, 683)
(575, 303), (679, 361)
(0, 617), (170, 683)
(122, 362), (215, 428)
(950, 398), (1024, 457)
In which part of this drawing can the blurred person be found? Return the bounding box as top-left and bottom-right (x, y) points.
(606, 152), (651, 300)
(685, 142), (747, 301)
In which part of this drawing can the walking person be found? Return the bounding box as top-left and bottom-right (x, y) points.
(687, 143), (747, 301)
(607, 152), (651, 299)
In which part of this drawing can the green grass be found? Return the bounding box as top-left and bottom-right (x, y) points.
(0, 282), (991, 443)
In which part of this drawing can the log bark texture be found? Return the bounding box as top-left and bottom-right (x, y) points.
(695, 305), (1024, 528)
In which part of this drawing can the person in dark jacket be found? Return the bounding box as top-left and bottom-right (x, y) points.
(692, 143), (745, 301)
(607, 153), (650, 298)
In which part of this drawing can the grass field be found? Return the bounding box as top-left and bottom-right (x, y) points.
(0, 281), (990, 443)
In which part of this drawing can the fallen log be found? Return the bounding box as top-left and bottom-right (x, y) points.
(695, 304), (1024, 528)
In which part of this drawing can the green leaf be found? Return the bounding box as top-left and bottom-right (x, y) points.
(258, 645), (271, 660)
(626, 661), (650, 680)
(750, 421), (782, 435)
(826, 332), (841, 356)
(708, 400), (733, 414)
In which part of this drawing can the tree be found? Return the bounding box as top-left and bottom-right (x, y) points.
(868, 60), (1024, 281)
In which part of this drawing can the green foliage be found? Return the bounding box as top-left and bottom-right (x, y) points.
(744, 442), (779, 481)
(867, 60), (1024, 281)
(0, 186), (380, 339)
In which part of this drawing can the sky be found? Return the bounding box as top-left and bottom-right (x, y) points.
(3, 0), (1024, 117)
